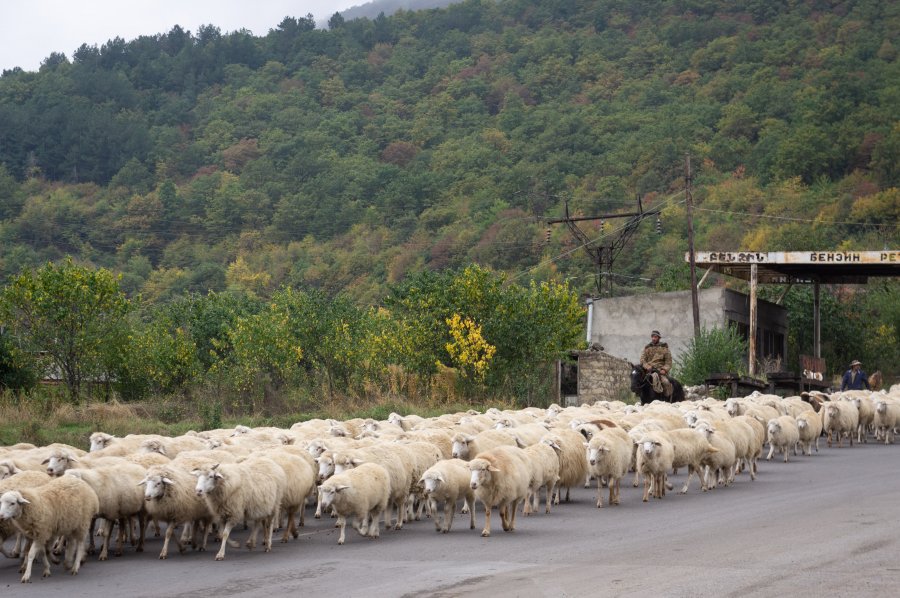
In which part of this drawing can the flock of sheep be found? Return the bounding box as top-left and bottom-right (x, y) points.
(1, 386), (899, 583)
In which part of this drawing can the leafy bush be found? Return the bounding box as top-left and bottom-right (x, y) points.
(674, 326), (748, 385)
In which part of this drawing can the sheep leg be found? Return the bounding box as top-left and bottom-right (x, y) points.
(466, 494), (476, 529)
(367, 508), (381, 538)
(501, 503), (512, 531)
(522, 489), (533, 516)
(766, 444), (775, 460)
(393, 497), (406, 530)
(215, 521), (236, 560)
(264, 517), (275, 552)
(612, 478), (621, 505)
(596, 477), (604, 508)
(443, 500), (455, 533)
(98, 519), (112, 561)
(117, 519), (129, 554)
(508, 500), (519, 531)
(481, 503), (492, 537)
(336, 516), (347, 545)
(546, 483), (555, 514)
(431, 498), (442, 531)
(20, 539), (41, 583)
(681, 466), (694, 494)
(70, 538), (86, 575)
(314, 487), (324, 519)
(136, 515), (146, 553)
(159, 521), (178, 559)
(282, 507), (296, 543)
(642, 476), (651, 502)
(245, 522), (260, 550)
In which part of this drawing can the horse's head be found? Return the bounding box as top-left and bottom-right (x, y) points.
(629, 363), (644, 393)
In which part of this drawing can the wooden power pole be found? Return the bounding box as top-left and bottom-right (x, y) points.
(686, 154), (700, 338)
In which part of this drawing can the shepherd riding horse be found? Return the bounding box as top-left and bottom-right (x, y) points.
(630, 364), (685, 405)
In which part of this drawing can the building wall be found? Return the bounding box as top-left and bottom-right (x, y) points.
(576, 350), (633, 404)
(589, 287), (787, 366)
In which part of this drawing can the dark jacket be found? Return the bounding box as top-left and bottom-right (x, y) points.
(841, 368), (870, 391)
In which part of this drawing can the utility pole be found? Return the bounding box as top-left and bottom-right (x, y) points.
(686, 154), (700, 338)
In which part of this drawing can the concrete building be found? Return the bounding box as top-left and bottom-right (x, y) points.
(586, 287), (787, 368)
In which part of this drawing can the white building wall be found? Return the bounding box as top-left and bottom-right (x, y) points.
(590, 288), (730, 364)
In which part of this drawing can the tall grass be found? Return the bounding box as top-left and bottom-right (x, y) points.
(674, 326), (749, 386)
(0, 371), (520, 448)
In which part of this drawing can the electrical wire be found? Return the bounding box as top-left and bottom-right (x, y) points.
(694, 207), (900, 229)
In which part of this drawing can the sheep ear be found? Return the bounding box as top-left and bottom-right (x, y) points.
(190, 469), (201, 477)
(137, 478), (148, 486)
(211, 463), (220, 470)
(488, 465), (501, 472)
(17, 496), (30, 505)
(462, 434), (475, 443)
(335, 484), (350, 492)
(162, 477), (175, 485)
(434, 472), (444, 483)
(41, 458), (50, 464)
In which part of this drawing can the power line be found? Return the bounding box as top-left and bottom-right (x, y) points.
(694, 207), (900, 229)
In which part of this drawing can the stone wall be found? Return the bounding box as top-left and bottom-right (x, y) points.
(575, 350), (634, 405)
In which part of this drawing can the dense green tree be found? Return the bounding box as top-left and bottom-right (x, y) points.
(0, 258), (131, 400)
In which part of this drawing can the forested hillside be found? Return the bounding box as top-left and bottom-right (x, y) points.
(0, 0), (897, 304)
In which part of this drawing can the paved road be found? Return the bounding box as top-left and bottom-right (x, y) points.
(2, 439), (899, 597)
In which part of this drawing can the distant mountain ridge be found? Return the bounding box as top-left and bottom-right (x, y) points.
(339, 0), (461, 22)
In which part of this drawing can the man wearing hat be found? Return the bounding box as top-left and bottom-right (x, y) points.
(640, 330), (673, 397)
(841, 359), (871, 391)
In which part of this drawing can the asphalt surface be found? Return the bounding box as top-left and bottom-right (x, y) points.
(2, 437), (899, 597)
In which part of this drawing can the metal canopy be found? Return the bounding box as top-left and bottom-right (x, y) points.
(683, 250), (900, 374)
(686, 251), (900, 284)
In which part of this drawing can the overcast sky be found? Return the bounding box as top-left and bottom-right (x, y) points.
(1, 0), (365, 73)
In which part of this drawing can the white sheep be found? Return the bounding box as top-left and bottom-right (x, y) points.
(521, 442), (559, 515)
(541, 429), (589, 504)
(319, 462), (391, 545)
(140, 465), (213, 559)
(666, 428), (720, 493)
(64, 462), (147, 560)
(0, 470), (52, 559)
(822, 400), (860, 448)
(635, 431), (675, 502)
(139, 435), (208, 458)
(873, 399), (900, 444)
(766, 416), (801, 462)
(450, 429), (519, 461)
(467, 445), (531, 537)
(586, 429), (632, 507)
(796, 412), (823, 455)
(259, 447), (317, 542)
(693, 422), (738, 490)
(88, 433), (159, 456)
(331, 445), (413, 530)
(0, 475), (99, 583)
(387, 412), (426, 431)
(418, 459), (475, 532)
(193, 456), (286, 560)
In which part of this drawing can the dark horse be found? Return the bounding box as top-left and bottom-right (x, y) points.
(630, 363), (685, 405)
